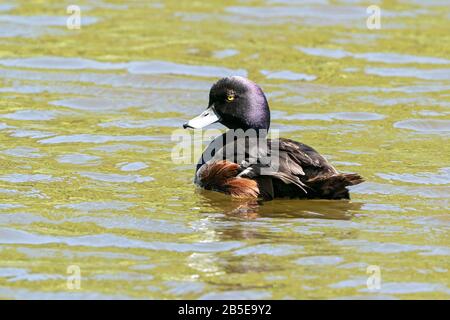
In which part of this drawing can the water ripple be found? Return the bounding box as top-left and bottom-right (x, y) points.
(0, 227), (243, 253)
(394, 119), (450, 133)
(38, 134), (160, 144)
(0, 57), (247, 78)
(78, 172), (154, 183)
(377, 168), (450, 185)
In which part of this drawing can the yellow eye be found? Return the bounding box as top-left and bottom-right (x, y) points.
(226, 95), (235, 102)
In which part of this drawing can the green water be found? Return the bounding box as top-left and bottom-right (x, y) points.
(0, 0), (449, 299)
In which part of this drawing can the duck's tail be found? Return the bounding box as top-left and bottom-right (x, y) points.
(306, 173), (364, 200)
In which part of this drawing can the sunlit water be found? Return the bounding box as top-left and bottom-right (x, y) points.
(0, 0), (449, 299)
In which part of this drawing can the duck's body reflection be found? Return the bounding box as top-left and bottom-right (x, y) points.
(196, 188), (362, 220)
(188, 189), (363, 287)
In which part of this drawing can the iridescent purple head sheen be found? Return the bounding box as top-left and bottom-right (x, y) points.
(208, 76), (271, 131)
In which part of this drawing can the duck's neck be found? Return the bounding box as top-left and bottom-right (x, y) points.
(226, 126), (269, 139)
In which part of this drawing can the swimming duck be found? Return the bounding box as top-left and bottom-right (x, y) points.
(183, 76), (363, 200)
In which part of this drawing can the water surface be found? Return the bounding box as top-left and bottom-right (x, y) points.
(0, 0), (449, 300)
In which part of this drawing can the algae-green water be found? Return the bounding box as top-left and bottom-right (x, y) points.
(0, 0), (449, 299)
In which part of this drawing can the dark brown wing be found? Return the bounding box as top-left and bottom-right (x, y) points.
(243, 138), (362, 199)
(273, 138), (338, 181)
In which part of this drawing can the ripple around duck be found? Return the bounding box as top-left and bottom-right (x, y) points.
(0, 4), (15, 11)
(329, 277), (367, 289)
(91, 272), (154, 281)
(2, 147), (44, 158)
(9, 129), (55, 139)
(350, 182), (450, 199)
(285, 112), (385, 121)
(330, 239), (450, 256)
(260, 70), (317, 81)
(356, 95), (450, 108)
(14, 246), (147, 260)
(213, 49), (239, 59)
(361, 203), (405, 212)
(66, 216), (193, 234)
(301, 219), (406, 234)
(0, 57), (247, 78)
(90, 144), (149, 154)
(0, 57), (124, 70)
(384, 84), (450, 94)
(377, 168), (450, 185)
(365, 67), (450, 80)
(0, 227), (243, 253)
(413, 213), (450, 225)
(297, 47), (450, 65)
(1, 110), (57, 121)
(38, 134), (161, 145)
(56, 153), (101, 165)
(297, 47), (349, 59)
(0, 286), (130, 300)
(77, 172), (154, 183)
(118, 162), (149, 172)
(393, 119), (450, 133)
(0, 15), (98, 27)
(42, 88), (199, 114)
(333, 161), (362, 167)
(99, 118), (185, 129)
(0, 267), (65, 282)
(402, 0), (450, 6)
(56, 201), (135, 212)
(225, 5), (373, 27)
(0, 187), (48, 199)
(354, 52), (450, 65)
(0, 174), (61, 183)
(0, 122), (14, 130)
(233, 244), (303, 256)
(50, 98), (138, 112)
(0, 15), (97, 38)
(127, 61), (247, 78)
(199, 290), (271, 300)
(0, 204), (24, 210)
(0, 68), (212, 91)
(2, 75), (204, 114)
(416, 110), (449, 116)
(359, 282), (450, 295)
(0, 213), (50, 225)
(165, 281), (205, 295)
(295, 256), (344, 266)
(331, 112), (385, 121)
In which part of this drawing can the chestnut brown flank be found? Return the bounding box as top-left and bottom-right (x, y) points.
(199, 160), (259, 199)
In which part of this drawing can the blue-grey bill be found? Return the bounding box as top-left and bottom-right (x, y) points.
(183, 107), (219, 129)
